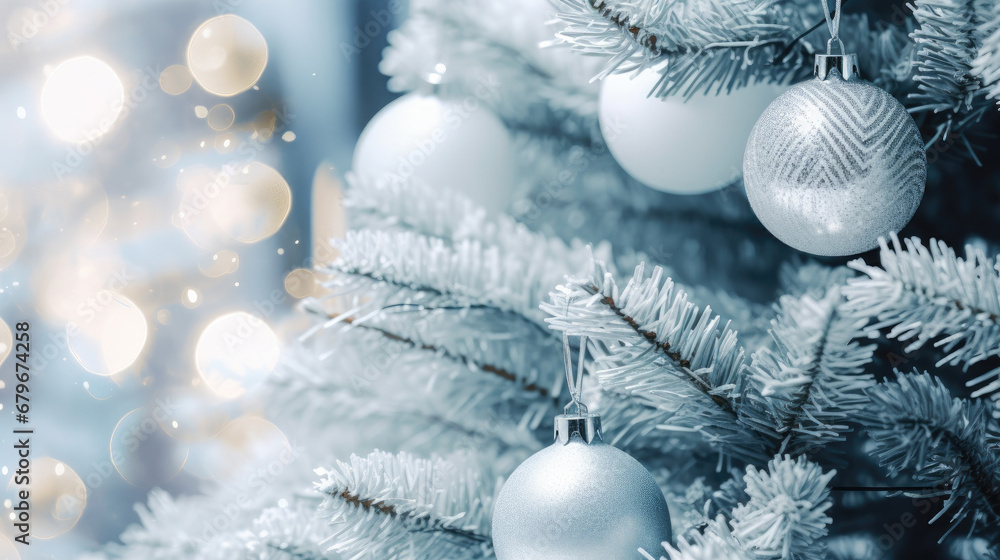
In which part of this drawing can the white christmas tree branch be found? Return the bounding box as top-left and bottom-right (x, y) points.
(973, 1), (1000, 106)
(742, 288), (876, 458)
(843, 233), (1000, 414)
(315, 450), (494, 559)
(651, 455), (836, 560)
(858, 371), (1000, 541)
(543, 259), (777, 463)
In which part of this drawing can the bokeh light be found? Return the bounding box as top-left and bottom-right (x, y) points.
(41, 56), (124, 144)
(0, 318), (11, 369)
(186, 15), (268, 96)
(182, 287), (201, 309)
(67, 291), (148, 376)
(284, 268), (316, 299)
(207, 104), (235, 130)
(5, 458), (86, 539)
(184, 416), (290, 480)
(195, 311), (280, 399)
(158, 64), (193, 95)
(151, 140), (181, 169)
(212, 162), (292, 243)
(110, 408), (189, 487)
(199, 249), (239, 277)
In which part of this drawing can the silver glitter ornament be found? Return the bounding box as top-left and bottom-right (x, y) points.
(491, 337), (672, 560)
(743, 40), (926, 256)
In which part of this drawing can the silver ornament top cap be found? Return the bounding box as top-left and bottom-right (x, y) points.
(554, 412), (602, 445)
(814, 38), (859, 81)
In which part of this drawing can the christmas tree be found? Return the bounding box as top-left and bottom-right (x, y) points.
(89, 0), (1000, 558)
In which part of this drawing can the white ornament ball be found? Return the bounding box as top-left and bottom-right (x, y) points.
(599, 68), (787, 194)
(353, 91), (515, 215)
(743, 73), (926, 256)
(492, 415), (671, 559)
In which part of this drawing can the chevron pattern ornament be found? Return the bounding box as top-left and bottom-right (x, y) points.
(743, 76), (926, 257)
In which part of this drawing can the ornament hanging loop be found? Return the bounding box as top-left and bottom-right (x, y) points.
(815, 0), (858, 81)
(556, 334), (602, 445)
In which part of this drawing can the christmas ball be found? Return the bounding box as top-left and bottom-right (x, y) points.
(353, 91), (515, 215)
(598, 68), (787, 194)
(743, 56), (926, 256)
(492, 414), (671, 559)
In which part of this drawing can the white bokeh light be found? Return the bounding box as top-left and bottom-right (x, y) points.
(41, 56), (124, 144)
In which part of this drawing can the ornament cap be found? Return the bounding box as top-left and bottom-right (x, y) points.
(554, 412), (602, 445)
(814, 51), (859, 81)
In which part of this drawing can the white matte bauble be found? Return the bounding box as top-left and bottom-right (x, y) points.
(743, 56), (926, 257)
(599, 68), (787, 194)
(353, 91), (515, 214)
(491, 414), (671, 559)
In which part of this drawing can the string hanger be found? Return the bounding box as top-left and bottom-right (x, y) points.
(820, 0), (845, 54)
(562, 333), (589, 415)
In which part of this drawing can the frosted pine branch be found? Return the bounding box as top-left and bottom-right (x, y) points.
(972, 1), (1000, 106)
(730, 455), (836, 560)
(652, 456), (835, 560)
(742, 288), (876, 457)
(543, 259), (776, 463)
(858, 372), (1000, 541)
(909, 0), (993, 148)
(315, 450), (493, 559)
(843, 234), (1000, 414)
(549, 0), (804, 96)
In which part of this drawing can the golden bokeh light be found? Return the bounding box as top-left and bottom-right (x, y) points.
(284, 268), (317, 299)
(207, 104), (235, 130)
(41, 56), (124, 144)
(67, 291), (148, 375)
(110, 408), (188, 486)
(186, 15), (268, 97)
(5, 457), (86, 539)
(211, 162), (292, 243)
(195, 311), (280, 399)
(159, 64), (193, 95)
(184, 416), (290, 480)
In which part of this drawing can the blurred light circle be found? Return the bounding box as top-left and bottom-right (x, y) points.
(199, 250), (239, 277)
(210, 162), (292, 243)
(184, 416), (290, 479)
(182, 287), (201, 309)
(284, 268), (316, 299)
(0, 318), (11, 369)
(67, 291), (148, 375)
(110, 408), (189, 486)
(194, 105), (208, 118)
(41, 56), (124, 143)
(5, 457), (86, 538)
(186, 15), (268, 97)
(207, 104), (235, 130)
(214, 131), (237, 153)
(159, 65), (193, 95)
(195, 311), (280, 399)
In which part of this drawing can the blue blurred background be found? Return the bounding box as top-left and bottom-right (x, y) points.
(0, 0), (400, 555)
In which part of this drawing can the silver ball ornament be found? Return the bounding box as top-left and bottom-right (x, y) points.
(491, 414), (671, 559)
(743, 52), (926, 256)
